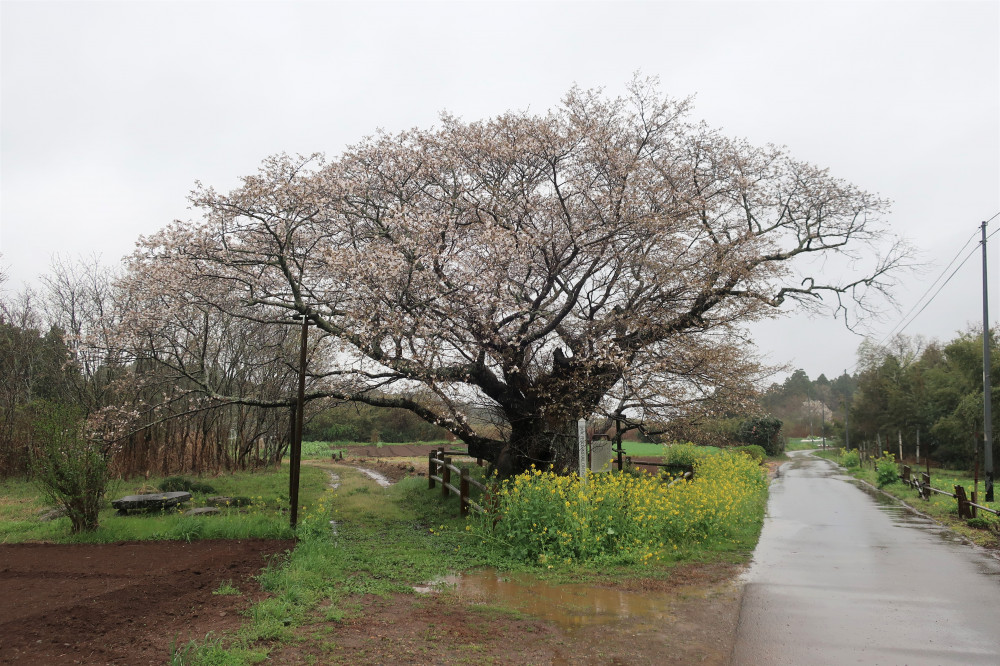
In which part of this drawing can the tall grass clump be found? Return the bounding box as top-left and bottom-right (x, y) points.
(876, 452), (900, 487)
(472, 450), (767, 566)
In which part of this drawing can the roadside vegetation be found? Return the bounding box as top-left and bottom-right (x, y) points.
(814, 448), (1000, 549)
(0, 465), (328, 544)
(183, 456), (765, 664)
(473, 450), (767, 566)
(1, 441), (769, 664)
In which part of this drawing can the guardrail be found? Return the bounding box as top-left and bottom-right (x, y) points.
(428, 449), (487, 516)
(900, 465), (999, 519)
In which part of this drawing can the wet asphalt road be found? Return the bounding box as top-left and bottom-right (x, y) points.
(732, 450), (1000, 665)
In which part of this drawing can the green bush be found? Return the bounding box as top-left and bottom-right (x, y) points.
(733, 445), (766, 464)
(159, 476), (217, 494)
(966, 517), (993, 530)
(738, 416), (784, 456)
(30, 403), (112, 534)
(875, 452), (899, 487)
(838, 448), (860, 468)
(662, 443), (717, 467)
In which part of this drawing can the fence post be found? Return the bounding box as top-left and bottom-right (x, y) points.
(460, 468), (470, 517)
(920, 473), (931, 500)
(902, 465), (911, 482)
(442, 457), (452, 499)
(955, 485), (971, 519)
(428, 451), (436, 489)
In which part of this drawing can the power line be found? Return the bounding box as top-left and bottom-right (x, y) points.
(847, 216), (997, 374)
(873, 228), (979, 348)
(889, 243), (980, 340)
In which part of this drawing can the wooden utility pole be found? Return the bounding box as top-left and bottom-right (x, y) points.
(290, 314), (308, 529)
(821, 400), (826, 450)
(844, 371), (851, 451)
(982, 221), (993, 502)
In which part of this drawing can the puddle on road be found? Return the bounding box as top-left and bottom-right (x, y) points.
(849, 479), (972, 546)
(414, 569), (716, 631)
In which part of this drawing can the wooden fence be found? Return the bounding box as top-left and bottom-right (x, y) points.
(428, 449), (487, 516)
(899, 465), (1000, 519)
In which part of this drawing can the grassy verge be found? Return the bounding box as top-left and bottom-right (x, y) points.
(303, 440), (456, 460)
(2, 453), (769, 664)
(169, 463), (496, 663)
(0, 465), (328, 543)
(813, 449), (1000, 548)
(169, 457), (767, 663)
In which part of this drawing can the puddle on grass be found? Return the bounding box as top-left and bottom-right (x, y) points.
(327, 472), (340, 535)
(414, 569), (715, 632)
(356, 468), (392, 487)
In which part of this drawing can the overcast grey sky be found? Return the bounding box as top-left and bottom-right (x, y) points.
(2, 0), (998, 383)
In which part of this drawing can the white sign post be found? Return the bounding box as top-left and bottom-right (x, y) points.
(578, 418), (588, 488)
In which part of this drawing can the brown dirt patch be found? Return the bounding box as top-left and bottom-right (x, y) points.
(343, 444), (468, 458)
(0, 539), (293, 665)
(338, 458), (419, 484)
(265, 561), (744, 665)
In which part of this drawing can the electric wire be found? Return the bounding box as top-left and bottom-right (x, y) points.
(846, 216), (997, 374)
(887, 242), (980, 340)
(872, 228), (979, 348)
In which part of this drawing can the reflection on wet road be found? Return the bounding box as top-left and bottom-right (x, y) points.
(733, 450), (1000, 665)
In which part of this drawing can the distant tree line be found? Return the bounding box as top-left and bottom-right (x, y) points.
(0, 259), (296, 478)
(0, 258), (461, 480)
(760, 330), (998, 470)
(303, 402), (451, 444)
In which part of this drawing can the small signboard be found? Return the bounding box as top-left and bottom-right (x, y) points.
(590, 437), (613, 472)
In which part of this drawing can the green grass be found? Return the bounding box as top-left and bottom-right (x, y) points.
(605, 441), (724, 459)
(4, 453), (770, 663)
(213, 580), (242, 596)
(815, 449), (1000, 547)
(175, 456), (767, 662)
(300, 440), (458, 460)
(0, 465), (329, 544)
(618, 441), (667, 457)
(181, 463), (490, 660)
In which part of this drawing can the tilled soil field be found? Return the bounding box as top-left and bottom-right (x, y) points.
(0, 539), (293, 665)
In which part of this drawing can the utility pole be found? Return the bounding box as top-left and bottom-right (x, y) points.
(290, 313), (308, 529)
(844, 370), (851, 451)
(821, 399), (826, 450)
(981, 221), (994, 502)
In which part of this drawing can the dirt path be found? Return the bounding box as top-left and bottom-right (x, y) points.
(341, 443), (468, 458)
(0, 539), (292, 665)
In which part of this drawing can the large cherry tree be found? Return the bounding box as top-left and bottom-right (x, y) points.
(126, 80), (909, 473)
